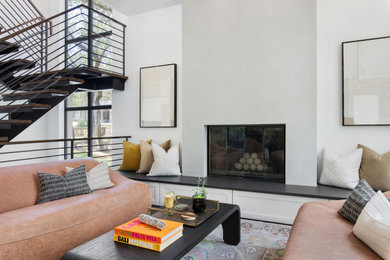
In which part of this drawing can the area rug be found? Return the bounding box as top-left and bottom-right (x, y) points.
(181, 219), (291, 260)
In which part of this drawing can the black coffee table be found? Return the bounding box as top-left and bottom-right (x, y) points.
(61, 203), (240, 260)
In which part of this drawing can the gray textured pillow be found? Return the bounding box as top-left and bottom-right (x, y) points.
(37, 164), (91, 204)
(339, 179), (375, 223)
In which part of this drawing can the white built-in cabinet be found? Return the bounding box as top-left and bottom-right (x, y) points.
(142, 181), (327, 225)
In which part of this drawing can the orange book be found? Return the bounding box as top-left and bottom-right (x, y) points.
(114, 217), (183, 244)
(114, 229), (183, 252)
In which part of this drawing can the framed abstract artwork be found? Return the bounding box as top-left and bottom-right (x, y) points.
(342, 36), (390, 126)
(139, 64), (177, 128)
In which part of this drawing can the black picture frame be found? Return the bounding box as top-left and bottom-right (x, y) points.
(139, 63), (177, 128)
(342, 35), (390, 126)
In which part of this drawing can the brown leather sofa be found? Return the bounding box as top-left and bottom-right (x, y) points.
(0, 158), (152, 260)
(284, 192), (390, 260)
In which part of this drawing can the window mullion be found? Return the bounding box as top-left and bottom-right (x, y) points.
(87, 92), (93, 157)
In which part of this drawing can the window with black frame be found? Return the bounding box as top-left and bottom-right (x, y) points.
(64, 0), (113, 161)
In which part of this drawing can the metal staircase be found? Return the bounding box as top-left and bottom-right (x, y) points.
(0, 2), (127, 143)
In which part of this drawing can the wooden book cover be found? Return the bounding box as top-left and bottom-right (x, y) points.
(114, 217), (183, 244)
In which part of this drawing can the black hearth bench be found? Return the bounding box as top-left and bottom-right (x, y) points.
(117, 171), (352, 200)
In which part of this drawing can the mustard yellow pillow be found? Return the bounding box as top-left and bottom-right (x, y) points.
(118, 140), (151, 171)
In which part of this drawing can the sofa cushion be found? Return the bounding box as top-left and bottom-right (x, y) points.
(338, 179), (375, 223)
(0, 169), (150, 246)
(38, 165), (92, 204)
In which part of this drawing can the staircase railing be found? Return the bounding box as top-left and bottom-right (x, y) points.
(0, 135), (130, 168)
(0, 0), (44, 33)
(0, 4), (126, 121)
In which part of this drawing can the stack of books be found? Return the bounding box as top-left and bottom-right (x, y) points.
(114, 217), (183, 252)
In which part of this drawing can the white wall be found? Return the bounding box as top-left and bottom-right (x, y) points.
(317, 0), (390, 170)
(112, 5), (182, 146)
(182, 0), (317, 186)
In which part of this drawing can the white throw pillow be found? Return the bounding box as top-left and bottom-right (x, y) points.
(319, 148), (362, 189)
(148, 144), (181, 176)
(66, 162), (114, 191)
(353, 191), (390, 259)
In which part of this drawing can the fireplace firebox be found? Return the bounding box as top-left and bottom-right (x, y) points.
(207, 124), (285, 182)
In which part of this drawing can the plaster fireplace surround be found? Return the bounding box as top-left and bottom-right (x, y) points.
(207, 124), (285, 183)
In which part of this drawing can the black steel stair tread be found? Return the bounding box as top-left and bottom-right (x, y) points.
(0, 120), (32, 124)
(0, 41), (19, 55)
(16, 67), (128, 81)
(0, 59), (36, 71)
(0, 104), (51, 109)
(19, 77), (85, 87)
(3, 89), (69, 98)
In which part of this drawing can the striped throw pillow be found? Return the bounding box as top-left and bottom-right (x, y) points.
(37, 164), (91, 204)
(338, 179), (375, 223)
(66, 162), (114, 191)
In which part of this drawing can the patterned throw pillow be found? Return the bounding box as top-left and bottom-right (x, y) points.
(37, 165), (92, 204)
(338, 179), (375, 223)
(319, 148), (363, 189)
(66, 162), (114, 191)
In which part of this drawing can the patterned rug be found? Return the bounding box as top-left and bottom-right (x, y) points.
(181, 219), (291, 260)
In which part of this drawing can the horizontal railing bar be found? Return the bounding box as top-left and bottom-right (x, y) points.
(65, 105), (112, 111)
(90, 22), (123, 38)
(0, 136), (131, 146)
(91, 147), (123, 153)
(91, 16), (123, 33)
(91, 53), (123, 65)
(0, 146), (66, 155)
(65, 30), (113, 45)
(65, 143), (123, 149)
(110, 158), (123, 163)
(92, 153), (122, 159)
(90, 59), (122, 69)
(0, 152), (85, 164)
(92, 38), (124, 51)
(92, 44), (123, 57)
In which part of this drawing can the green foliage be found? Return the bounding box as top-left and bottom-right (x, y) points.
(66, 0), (113, 70)
(77, 120), (87, 127)
(193, 177), (207, 199)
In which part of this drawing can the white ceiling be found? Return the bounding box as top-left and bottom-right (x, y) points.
(105, 0), (182, 16)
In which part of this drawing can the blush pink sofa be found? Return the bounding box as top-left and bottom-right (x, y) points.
(283, 192), (390, 259)
(0, 158), (152, 260)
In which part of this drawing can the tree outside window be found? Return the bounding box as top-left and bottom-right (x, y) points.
(65, 0), (113, 162)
